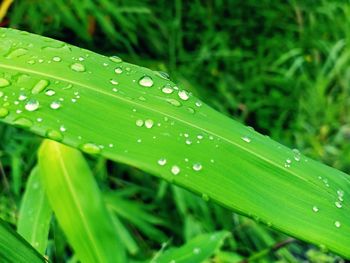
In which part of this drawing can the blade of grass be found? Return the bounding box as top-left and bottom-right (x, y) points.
(0, 218), (46, 263)
(0, 28), (349, 258)
(38, 140), (125, 263)
(17, 165), (52, 255)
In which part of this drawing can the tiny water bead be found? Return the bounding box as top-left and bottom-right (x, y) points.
(334, 221), (341, 228)
(25, 99), (39, 112)
(335, 201), (342, 208)
(32, 79), (49, 94)
(292, 149), (301, 161)
(178, 90), (189, 101)
(110, 79), (119, 85)
(138, 76), (154, 87)
(80, 143), (101, 154)
(70, 63), (86, 72)
(193, 163), (202, 171)
(195, 101), (202, 107)
(241, 136), (251, 143)
(158, 158), (167, 166)
(0, 78), (10, 88)
(46, 129), (63, 141)
(284, 158), (292, 168)
(0, 107), (9, 118)
(18, 93), (27, 101)
(312, 206), (319, 212)
(145, 119), (154, 128)
(52, 56), (62, 62)
(109, 56), (122, 63)
(171, 165), (180, 175)
(114, 67), (123, 74)
(50, 101), (61, 110)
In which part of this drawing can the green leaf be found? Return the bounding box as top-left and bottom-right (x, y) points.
(0, 28), (349, 258)
(17, 165), (52, 255)
(0, 218), (46, 263)
(152, 231), (230, 263)
(38, 140), (125, 263)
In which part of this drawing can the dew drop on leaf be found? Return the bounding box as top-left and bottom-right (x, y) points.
(161, 85), (173, 94)
(46, 129), (63, 141)
(114, 67), (123, 74)
(0, 107), (9, 118)
(80, 143), (101, 154)
(145, 119), (154, 128)
(334, 221), (341, 228)
(178, 90), (189, 101)
(312, 206), (319, 213)
(25, 99), (39, 111)
(241, 136), (251, 143)
(52, 56), (61, 62)
(138, 76), (154, 87)
(171, 165), (180, 175)
(158, 158), (167, 166)
(193, 163), (202, 171)
(32, 79), (49, 94)
(0, 78), (10, 88)
(45, 89), (55, 96)
(109, 56), (122, 63)
(13, 117), (33, 128)
(70, 63), (86, 72)
(50, 101), (61, 110)
(135, 119), (144, 127)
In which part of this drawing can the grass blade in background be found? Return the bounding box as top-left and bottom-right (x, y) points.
(17, 166), (52, 255)
(0, 218), (46, 263)
(0, 28), (349, 258)
(38, 140), (125, 263)
(152, 231), (229, 263)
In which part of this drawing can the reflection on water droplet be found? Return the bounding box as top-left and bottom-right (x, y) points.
(193, 163), (202, 171)
(109, 56), (122, 63)
(178, 90), (189, 101)
(171, 165), (180, 175)
(50, 101), (61, 109)
(114, 67), (123, 74)
(162, 85), (173, 94)
(70, 63), (85, 72)
(18, 93), (27, 101)
(312, 206), (319, 212)
(292, 149), (301, 161)
(158, 158), (167, 166)
(81, 143), (101, 154)
(334, 221), (341, 228)
(138, 76), (153, 87)
(145, 119), (154, 128)
(0, 78), (10, 88)
(335, 201), (342, 208)
(241, 136), (251, 143)
(110, 79), (119, 85)
(32, 80), (49, 94)
(0, 108), (9, 118)
(46, 129), (63, 141)
(25, 99), (39, 111)
(136, 119), (144, 127)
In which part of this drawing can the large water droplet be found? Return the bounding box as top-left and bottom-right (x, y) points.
(145, 119), (154, 128)
(178, 90), (189, 101)
(138, 76), (154, 87)
(171, 165), (180, 175)
(32, 80), (49, 94)
(80, 143), (101, 154)
(161, 85), (173, 94)
(0, 78), (10, 88)
(25, 99), (39, 111)
(109, 56), (122, 63)
(0, 108), (9, 118)
(70, 63), (85, 72)
(136, 119), (144, 127)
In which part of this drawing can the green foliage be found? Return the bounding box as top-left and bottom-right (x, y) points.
(0, 1), (350, 262)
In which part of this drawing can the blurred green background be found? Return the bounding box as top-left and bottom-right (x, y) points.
(1, 0), (349, 262)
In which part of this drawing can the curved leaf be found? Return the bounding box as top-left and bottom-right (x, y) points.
(0, 28), (349, 258)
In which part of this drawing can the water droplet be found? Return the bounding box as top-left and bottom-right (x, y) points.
(292, 149), (301, 161)
(161, 85), (173, 94)
(312, 206), (319, 212)
(138, 76), (153, 87)
(195, 101), (202, 107)
(335, 201), (342, 208)
(60, 125), (66, 132)
(193, 248), (201, 254)
(241, 136), (251, 143)
(52, 56), (61, 62)
(135, 119), (144, 127)
(25, 99), (39, 111)
(13, 117), (33, 128)
(80, 143), (101, 154)
(171, 165), (180, 175)
(0, 108), (9, 118)
(166, 98), (182, 107)
(145, 119), (154, 128)
(70, 63), (85, 72)
(32, 79), (49, 94)
(50, 101), (61, 110)
(185, 139), (192, 145)
(109, 56), (122, 63)
(158, 158), (167, 166)
(155, 71), (170, 80)
(114, 67), (123, 74)
(18, 93), (27, 101)
(37, 118), (43, 122)
(46, 129), (63, 141)
(0, 78), (10, 88)
(110, 79), (119, 85)
(334, 221), (341, 228)
(178, 90), (189, 101)
(193, 163), (202, 171)
(45, 89), (55, 96)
